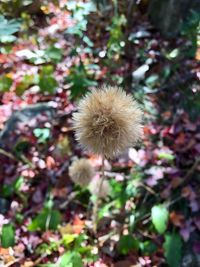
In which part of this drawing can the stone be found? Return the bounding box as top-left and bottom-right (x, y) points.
(0, 103), (56, 149)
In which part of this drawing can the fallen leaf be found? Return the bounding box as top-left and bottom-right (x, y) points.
(170, 211), (184, 227)
(21, 261), (34, 267)
(73, 215), (85, 234)
(175, 133), (186, 146)
(59, 224), (74, 236)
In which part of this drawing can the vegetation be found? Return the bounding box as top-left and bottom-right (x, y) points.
(0, 0), (199, 266)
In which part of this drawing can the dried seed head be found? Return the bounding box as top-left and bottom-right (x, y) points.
(69, 158), (94, 187)
(73, 85), (143, 158)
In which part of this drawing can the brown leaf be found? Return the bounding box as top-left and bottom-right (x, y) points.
(171, 177), (182, 188)
(170, 211), (184, 227)
(175, 132), (186, 146)
(181, 186), (194, 198)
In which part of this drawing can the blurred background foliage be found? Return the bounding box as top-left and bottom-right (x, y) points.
(0, 0), (200, 266)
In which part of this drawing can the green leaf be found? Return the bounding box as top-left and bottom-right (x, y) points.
(36, 241), (59, 257)
(13, 176), (24, 192)
(1, 224), (15, 248)
(45, 46), (63, 63)
(41, 65), (54, 75)
(0, 16), (21, 36)
(22, 47), (62, 65)
(83, 36), (93, 47)
(58, 251), (83, 267)
(163, 233), (182, 267)
(0, 16), (21, 43)
(40, 76), (57, 92)
(66, 61), (98, 99)
(151, 205), (169, 234)
(62, 234), (76, 247)
(1, 176), (24, 197)
(166, 48), (180, 59)
(0, 35), (17, 43)
(145, 74), (159, 88)
(25, 49), (46, 65)
(118, 235), (139, 255)
(15, 74), (35, 96)
(98, 202), (114, 219)
(0, 75), (12, 92)
(1, 184), (14, 197)
(39, 75), (58, 94)
(158, 152), (175, 161)
(141, 240), (157, 255)
(28, 208), (61, 231)
(33, 128), (51, 143)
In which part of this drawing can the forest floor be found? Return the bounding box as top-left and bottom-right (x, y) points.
(0, 1), (200, 266)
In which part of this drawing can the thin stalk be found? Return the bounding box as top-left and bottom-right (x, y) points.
(113, 0), (118, 17)
(93, 155), (105, 233)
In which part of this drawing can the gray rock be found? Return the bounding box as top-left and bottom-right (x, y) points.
(0, 103), (56, 148)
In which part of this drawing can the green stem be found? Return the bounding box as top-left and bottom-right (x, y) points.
(93, 155), (105, 233)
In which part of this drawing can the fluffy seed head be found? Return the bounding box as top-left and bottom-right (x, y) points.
(69, 158), (95, 187)
(73, 85), (143, 158)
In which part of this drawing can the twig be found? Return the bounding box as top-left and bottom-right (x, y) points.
(20, 154), (35, 168)
(33, 253), (48, 266)
(137, 229), (162, 247)
(0, 148), (17, 161)
(59, 191), (78, 209)
(166, 196), (183, 208)
(5, 259), (20, 267)
(138, 182), (156, 195)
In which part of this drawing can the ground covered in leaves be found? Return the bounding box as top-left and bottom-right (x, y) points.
(0, 1), (200, 266)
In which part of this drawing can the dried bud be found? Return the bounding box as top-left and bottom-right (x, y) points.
(69, 158), (94, 187)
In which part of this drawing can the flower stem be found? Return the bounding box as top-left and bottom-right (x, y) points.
(93, 155), (105, 233)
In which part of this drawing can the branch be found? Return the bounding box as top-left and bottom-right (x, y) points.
(0, 148), (17, 161)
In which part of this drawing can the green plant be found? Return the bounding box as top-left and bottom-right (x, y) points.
(28, 198), (61, 231)
(0, 0), (33, 14)
(19, 46), (63, 65)
(1, 224), (15, 248)
(1, 176), (24, 198)
(181, 11), (200, 57)
(33, 128), (51, 144)
(107, 14), (126, 59)
(164, 233), (183, 267)
(65, 1), (96, 39)
(151, 205), (169, 234)
(0, 75), (13, 92)
(0, 15), (21, 43)
(38, 65), (58, 94)
(66, 61), (97, 99)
